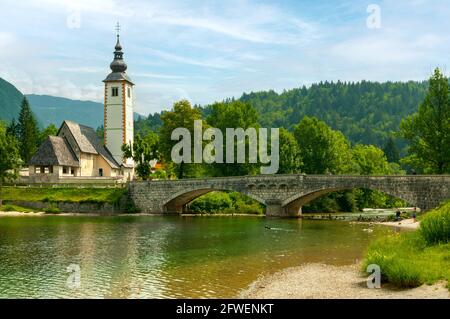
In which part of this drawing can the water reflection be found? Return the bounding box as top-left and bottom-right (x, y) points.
(0, 216), (392, 298)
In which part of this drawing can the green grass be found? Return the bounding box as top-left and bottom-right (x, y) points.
(420, 203), (450, 244)
(1, 186), (127, 205)
(362, 201), (450, 290)
(0, 204), (38, 213)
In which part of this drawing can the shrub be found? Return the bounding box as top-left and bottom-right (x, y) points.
(44, 205), (60, 214)
(1, 205), (17, 212)
(125, 197), (139, 213)
(189, 192), (233, 213)
(420, 202), (450, 245)
(362, 233), (424, 288)
(381, 260), (422, 288)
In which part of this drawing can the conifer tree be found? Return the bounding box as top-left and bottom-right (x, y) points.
(17, 97), (39, 163)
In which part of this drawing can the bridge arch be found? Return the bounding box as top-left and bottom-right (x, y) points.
(281, 186), (417, 215)
(163, 187), (267, 214)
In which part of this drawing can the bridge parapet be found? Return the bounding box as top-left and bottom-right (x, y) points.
(129, 175), (450, 217)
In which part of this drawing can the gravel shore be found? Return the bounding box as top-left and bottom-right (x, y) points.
(0, 211), (44, 216)
(376, 218), (420, 230)
(239, 263), (449, 299)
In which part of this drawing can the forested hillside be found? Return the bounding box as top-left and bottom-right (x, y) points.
(26, 94), (104, 128)
(233, 81), (428, 148)
(0, 78), (23, 122)
(134, 81), (428, 151)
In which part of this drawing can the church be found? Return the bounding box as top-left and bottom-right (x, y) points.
(28, 28), (135, 183)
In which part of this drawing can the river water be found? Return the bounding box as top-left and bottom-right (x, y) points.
(0, 215), (393, 298)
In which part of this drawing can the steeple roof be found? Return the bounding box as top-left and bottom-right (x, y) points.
(103, 24), (133, 84)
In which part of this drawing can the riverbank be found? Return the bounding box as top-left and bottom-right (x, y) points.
(376, 218), (420, 230)
(242, 203), (450, 299)
(1, 186), (130, 213)
(239, 263), (450, 299)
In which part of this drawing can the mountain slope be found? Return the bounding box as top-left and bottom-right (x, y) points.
(26, 94), (104, 128)
(234, 81), (428, 147)
(26, 94), (143, 128)
(0, 77), (24, 122)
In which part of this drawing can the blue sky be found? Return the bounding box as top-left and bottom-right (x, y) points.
(0, 0), (449, 115)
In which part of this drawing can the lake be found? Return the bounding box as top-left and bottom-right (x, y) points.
(0, 215), (393, 298)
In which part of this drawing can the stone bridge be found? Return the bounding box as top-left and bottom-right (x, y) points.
(129, 175), (450, 217)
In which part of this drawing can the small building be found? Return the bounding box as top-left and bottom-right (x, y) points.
(29, 121), (133, 183)
(27, 26), (135, 183)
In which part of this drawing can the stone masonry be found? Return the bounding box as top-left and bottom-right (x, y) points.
(129, 175), (450, 217)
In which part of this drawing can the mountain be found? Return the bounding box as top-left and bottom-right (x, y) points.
(25, 94), (104, 128)
(26, 94), (143, 128)
(212, 81), (428, 148)
(0, 77), (143, 128)
(0, 77), (24, 122)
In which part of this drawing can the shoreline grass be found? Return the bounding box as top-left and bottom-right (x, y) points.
(1, 186), (127, 205)
(362, 201), (450, 290)
(0, 204), (39, 213)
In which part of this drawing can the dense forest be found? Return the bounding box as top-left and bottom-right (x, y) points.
(135, 81), (429, 153)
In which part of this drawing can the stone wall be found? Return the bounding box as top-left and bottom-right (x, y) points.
(129, 175), (450, 217)
(8, 200), (126, 214)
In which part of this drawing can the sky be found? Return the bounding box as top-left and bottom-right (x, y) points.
(0, 0), (449, 115)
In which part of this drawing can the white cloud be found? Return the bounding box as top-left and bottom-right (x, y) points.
(144, 48), (236, 69)
(1, 0), (449, 115)
(59, 67), (106, 73)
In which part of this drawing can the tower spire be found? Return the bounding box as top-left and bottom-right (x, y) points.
(115, 22), (121, 37)
(109, 22), (127, 73)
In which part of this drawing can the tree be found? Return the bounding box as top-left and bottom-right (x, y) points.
(6, 119), (19, 139)
(122, 132), (159, 180)
(206, 101), (259, 176)
(352, 144), (405, 209)
(294, 116), (355, 174)
(38, 124), (58, 144)
(96, 125), (104, 144)
(17, 97), (39, 163)
(278, 128), (301, 174)
(400, 68), (450, 173)
(159, 100), (203, 179)
(383, 137), (400, 163)
(0, 122), (22, 206)
(352, 145), (391, 175)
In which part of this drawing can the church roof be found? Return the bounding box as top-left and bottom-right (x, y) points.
(103, 32), (133, 84)
(29, 136), (80, 167)
(103, 71), (134, 84)
(60, 121), (121, 169)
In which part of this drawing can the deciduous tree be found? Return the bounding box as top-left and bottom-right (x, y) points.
(159, 100), (203, 179)
(400, 68), (450, 173)
(0, 122), (22, 206)
(122, 132), (159, 180)
(294, 116), (355, 174)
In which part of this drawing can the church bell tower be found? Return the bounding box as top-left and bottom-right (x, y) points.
(103, 23), (134, 166)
